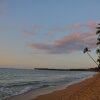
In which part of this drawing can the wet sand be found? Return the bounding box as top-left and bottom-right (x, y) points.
(33, 73), (100, 100)
(5, 73), (99, 100)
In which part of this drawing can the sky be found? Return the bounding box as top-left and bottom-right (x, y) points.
(0, 0), (100, 69)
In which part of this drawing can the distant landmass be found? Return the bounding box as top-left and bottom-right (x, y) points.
(34, 67), (99, 72)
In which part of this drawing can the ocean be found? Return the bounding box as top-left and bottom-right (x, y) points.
(0, 68), (96, 100)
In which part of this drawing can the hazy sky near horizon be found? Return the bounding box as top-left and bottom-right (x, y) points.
(0, 0), (100, 69)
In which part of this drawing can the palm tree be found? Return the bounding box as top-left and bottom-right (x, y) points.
(83, 24), (100, 71)
(96, 24), (100, 70)
(97, 37), (100, 41)
(83, 47), (98, 66)
(96, 27), (100, 29)
(96, 49), (100, 54)
(96, 49), (100, 69)
(96, 30), (100, 35)
(96, 42), (100, 45)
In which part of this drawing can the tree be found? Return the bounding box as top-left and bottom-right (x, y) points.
(96, 24), (100, 70)
(83, 47), (98, 66)
(83, 23), (100, 71)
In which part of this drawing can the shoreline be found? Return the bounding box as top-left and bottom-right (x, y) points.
(4, 72), (96, 100)
(33, 73), (100, 100)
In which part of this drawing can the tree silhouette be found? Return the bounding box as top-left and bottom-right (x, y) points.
(83, 47), (98, 66)
(83, 23), (100, 71)
(96, 24), (100, 70)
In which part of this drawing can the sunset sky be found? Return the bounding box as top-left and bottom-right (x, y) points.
(0, 0), (100, 69)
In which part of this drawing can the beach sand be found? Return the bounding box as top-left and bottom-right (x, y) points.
(33, 73), (100, 100)
(5, 73), (100, 100)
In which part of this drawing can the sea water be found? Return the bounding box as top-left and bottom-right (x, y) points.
(0, 68), (96, 100)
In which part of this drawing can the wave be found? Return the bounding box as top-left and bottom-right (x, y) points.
(0, 81), (42, 88)
(0, 69), (96, 100)
(0, 83), (53, 100)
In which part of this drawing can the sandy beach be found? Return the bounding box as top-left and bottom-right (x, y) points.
(33, 73), (100, 100)
(5, 73), (100, 100)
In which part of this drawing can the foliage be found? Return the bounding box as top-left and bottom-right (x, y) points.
(96, 49), (100, 54)
(84, 24), (100, 70)
(83, 47), (91, 53)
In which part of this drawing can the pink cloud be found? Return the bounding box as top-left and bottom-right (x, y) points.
(28, 43), (50, 50)
(28, 31), (96, 54)
(47, 22), (97, 35)
(83, 38), (96, 46)
(23, 31), (37, 36)
(81, 30), (96, 39)
(51, 27), (66, 32)
(47, 27), (65, 35)
(85, 22), (97, 28)
(28, 30), (96, 54)
(65, 22), (97, 29)
(27, 21), (98, 54)
(22, 24), (44, 36)
(32, 24), (43, 29)
(53, 30), (96, 48)
(53, 35), (72, 48)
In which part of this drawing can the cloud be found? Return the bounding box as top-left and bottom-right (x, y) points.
(32, 24), (44, 29)
(28, 43), (50, 50)
(53, 30), (96, 48)
(28, 29), (97, 54)
(23, 31), (37, 36)
(22, 24), (44, 36)
(47, 22), (97, 35)
(64, 22), (97, 29)
(84, 37), (96, 46)
(27, 21), (98, 54)
(85, 22), (97, 28)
